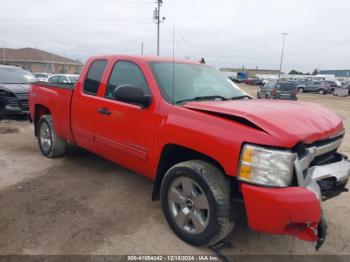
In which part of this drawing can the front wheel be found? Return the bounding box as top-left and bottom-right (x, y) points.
(298, 87), (304, 93)
(160, 160), (234, 247)
(38, 114), (66, 158)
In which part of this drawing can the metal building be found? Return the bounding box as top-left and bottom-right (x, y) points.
(319, 69), (350, 78)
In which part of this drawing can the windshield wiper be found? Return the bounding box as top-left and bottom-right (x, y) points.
(176, 95), (228, 104)
(229, 95), (252, 100)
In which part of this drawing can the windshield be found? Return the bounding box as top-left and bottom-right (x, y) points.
(0, 67), (37, 84)
(68, 75), (79, 83)
(150, 62), (245, 104)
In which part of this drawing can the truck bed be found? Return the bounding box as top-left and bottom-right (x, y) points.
(30, 81), (75, 142)
(34, 81), (75, 90)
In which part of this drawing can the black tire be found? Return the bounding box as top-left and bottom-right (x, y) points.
(319, 89), (325, 95)
(160, 160), (234, 247)
(298, 87), (304, 93)
(37, 114), (66, 158)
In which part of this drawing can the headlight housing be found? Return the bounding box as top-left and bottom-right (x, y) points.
(238, 144), (294, 187)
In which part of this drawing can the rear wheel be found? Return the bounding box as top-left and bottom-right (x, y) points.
(319, 89), (325, 95)
(38, 115), (66, 158)
(298, 87), (304, 93)
(160, 160), (234, 247)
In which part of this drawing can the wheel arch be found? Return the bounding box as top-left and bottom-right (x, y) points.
(34, 104), (51, 137)
(152, 143), (230, 201)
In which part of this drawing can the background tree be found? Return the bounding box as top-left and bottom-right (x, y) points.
(312, 68), (319, 75)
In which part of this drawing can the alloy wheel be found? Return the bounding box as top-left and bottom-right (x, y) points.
(168, 176), (210, 234)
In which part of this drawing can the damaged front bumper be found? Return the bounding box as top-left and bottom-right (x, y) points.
(295, 150), (350, 250)
(242, 136), (350, 250)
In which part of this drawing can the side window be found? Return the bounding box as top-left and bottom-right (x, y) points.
(49, 76), (59, 83)
(105, 61), (150, 99)
(58, 76), (68, 83)
(84, 60), (107, 95)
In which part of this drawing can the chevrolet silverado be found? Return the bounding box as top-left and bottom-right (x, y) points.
(29, 55), (350, 249)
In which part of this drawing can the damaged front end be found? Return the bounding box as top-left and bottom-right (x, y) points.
(294, 133), (350, 250)
(241, 132), (349, 251)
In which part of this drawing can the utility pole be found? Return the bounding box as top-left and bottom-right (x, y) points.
(279, 32), (288, 78)
(153, 0), (164, 56)
(3, 46), (5, 64)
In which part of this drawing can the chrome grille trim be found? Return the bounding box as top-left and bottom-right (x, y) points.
(294, 136), (343, 186)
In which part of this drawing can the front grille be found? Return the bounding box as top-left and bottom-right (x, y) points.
(293, 133), (344, 185)
(293, 133), (344, 158)
(15, 93), (29, 111)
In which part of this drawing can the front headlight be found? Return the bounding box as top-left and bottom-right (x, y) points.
(238, 144), (294, 187)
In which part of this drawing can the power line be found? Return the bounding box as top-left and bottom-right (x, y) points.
(163, 5), (197, 58)
(0, 18), (153, 21)
(0, 21), (155, 28)
(31, 0), (155, 3)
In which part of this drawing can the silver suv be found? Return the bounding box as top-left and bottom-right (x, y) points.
(297, 81), (330, 95)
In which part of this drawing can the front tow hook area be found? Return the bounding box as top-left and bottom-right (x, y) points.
(316, 214), (328, 251)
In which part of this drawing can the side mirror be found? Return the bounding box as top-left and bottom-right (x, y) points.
(113, 84), (152, 108)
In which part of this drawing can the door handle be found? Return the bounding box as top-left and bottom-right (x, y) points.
(98, 107), (111, 115)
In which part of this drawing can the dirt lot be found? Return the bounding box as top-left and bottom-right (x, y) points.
(0, 86), (349, 256)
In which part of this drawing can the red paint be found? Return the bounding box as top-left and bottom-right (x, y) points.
(241, 184), (321, 241)
(29, 55), (344, 242)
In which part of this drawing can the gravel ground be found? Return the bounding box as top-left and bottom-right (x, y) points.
(0, 86), (349, 256)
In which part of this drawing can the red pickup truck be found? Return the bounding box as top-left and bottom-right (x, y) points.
(29, 55), (350, 249)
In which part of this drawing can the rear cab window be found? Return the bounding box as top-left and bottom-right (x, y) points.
(84, 60), (107, 95)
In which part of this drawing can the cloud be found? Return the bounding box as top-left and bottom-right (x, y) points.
(1, 0), (349, 72)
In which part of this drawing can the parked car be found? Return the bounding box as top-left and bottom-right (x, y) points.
(48, 74), (79, 84)
(244, 77), (261, 85)
(293, 79), (310, 86)
(297, 81), (330, 95)
(0, 64), (36, 117)
(228, 76), (243, 83)
(323, 80), (339, 93)
(33, 72), (51, 82)
(257, 81), (297, 100)
(334, 84), (350, 96)
(29, 55), (350, 250)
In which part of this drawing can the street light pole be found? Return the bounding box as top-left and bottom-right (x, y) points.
(279, 32), (288, 78)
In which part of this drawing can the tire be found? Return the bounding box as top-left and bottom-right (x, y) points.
(319, 89), (325, 95)
(160, 160), (234, 247)
(37, 114), (66, 158)
(298, 87), (304, 93)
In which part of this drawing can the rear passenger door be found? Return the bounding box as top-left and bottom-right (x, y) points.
(71, 59), (108, 151)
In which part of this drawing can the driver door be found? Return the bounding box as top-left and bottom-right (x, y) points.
(94, 60), (158, 176)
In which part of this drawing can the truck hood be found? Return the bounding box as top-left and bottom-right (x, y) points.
(0, 83), (30, 94)
(184, 100), (344, 146)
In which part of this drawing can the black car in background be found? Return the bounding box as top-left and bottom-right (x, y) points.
(257, 81), (297, 100)
(0, 65), (37, 118)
